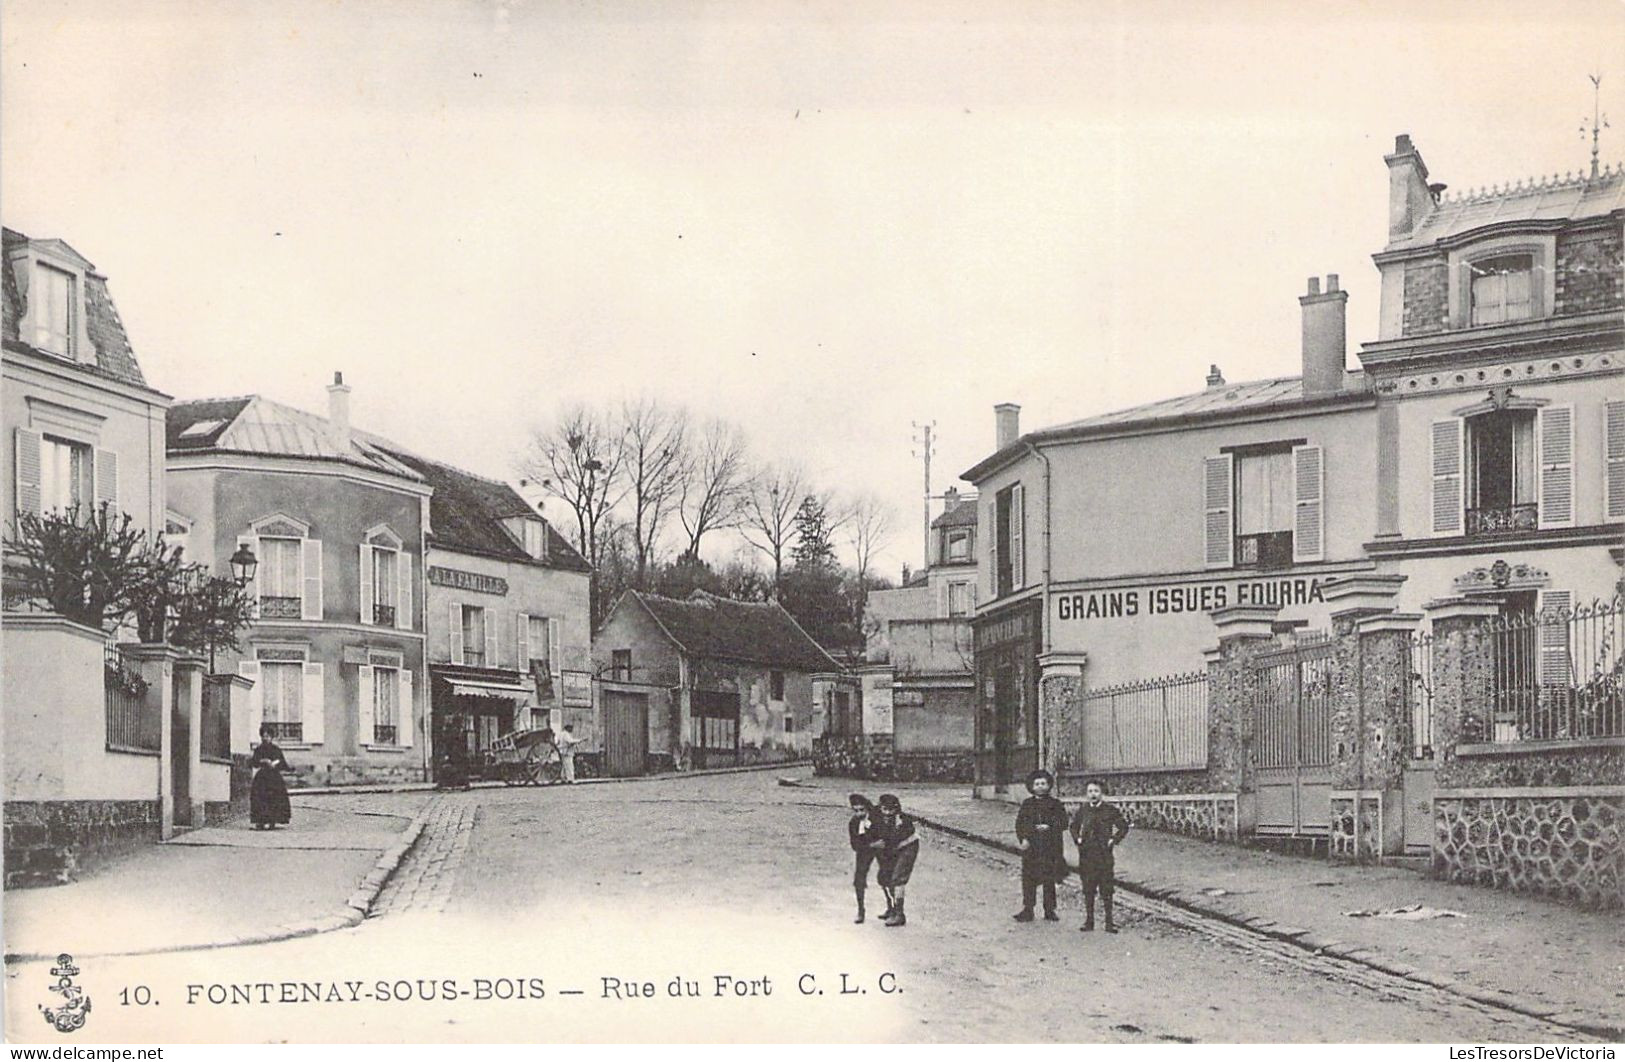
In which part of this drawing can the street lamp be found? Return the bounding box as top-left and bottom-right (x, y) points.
(229, 543), (258, 588)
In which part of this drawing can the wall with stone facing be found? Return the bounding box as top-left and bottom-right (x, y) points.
(893, 751), (974, 783)
(1042, 671), (1083, 774)
(1082, 795), (1238, 842)
(1434, 790), (1623, 909)
(1440, 745), (1624, 790)
(1061, 768), (1212, 796)
(1402, 259), (1449, 336)
(4, 799), (162, 887)
(814, 734), (895, 779)
(1555, 227), (1624, 317)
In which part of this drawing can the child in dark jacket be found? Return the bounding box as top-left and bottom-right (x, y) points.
(1070, 780), (1131, 932)
(847, 794), (884, 923)
(874, 793), (919, 927)
(1014, 769), (1069, 922)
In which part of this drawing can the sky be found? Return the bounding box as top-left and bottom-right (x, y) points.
(3, 0), (1620, 578)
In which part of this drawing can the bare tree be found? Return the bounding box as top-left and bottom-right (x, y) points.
(620, 397), (689, 590)
(739, 463), (807, 594)
(677, 417), (749, 561)
(842, 491), (896, 590)
(517, 404), (627, 598)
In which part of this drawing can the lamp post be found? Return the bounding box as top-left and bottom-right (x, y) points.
(229, 543), (258, 589)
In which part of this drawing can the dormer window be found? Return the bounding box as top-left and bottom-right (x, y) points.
(523, 519), (545, 559)
(34, 263), (76, 356)
(1470, 255), (1534, 326)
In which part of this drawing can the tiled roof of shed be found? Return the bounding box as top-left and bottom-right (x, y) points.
(931, 498), (979, 529)
(628, 590), (840, 673)
(2, 227), (152, 390)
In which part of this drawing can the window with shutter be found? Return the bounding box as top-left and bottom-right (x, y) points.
(399, 669), (415, 747)
(1202, 454), (1234, 568)
(93, 449), (117, 514)
(396, 553), (413, 630)
(357, 664), (375, 748)
(301, 539), (323, 621)
(1010, 483), (1025, 589)
(1607, 400), (1625, 521)
(1292, 445), (1324, 562)
(449, 603), (465, 665)
(1430, 420), (1463, 535)
(1537, 405), (1574, 528)
(984, 502), (998, 598)
(13, 428), (41, 518)
(358, 545), (374, 624)
(237, 660), (262, 745)
(1538, 590), (1573, 691)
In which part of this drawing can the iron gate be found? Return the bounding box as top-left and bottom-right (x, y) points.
(1252, 637), (1334, 836)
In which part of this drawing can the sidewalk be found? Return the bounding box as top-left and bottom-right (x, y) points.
(3, 794), (432, 960)
(793, 776), (1625, 1037)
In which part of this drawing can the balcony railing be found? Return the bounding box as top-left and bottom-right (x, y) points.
(262, 720), (303, 742)
(373, 604), (397, 627)
(258, 595), (302, 619)
(1466, 503), (1538, 536)
(1235, 531), (1293, 569)
(372, 724), (398, 745)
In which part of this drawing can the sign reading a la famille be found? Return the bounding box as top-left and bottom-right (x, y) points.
(428, 566), (509, 596)
(1055, 575), (1327, 622)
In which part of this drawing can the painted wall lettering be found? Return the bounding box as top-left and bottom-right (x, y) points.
(1055, 577), (1324, 623)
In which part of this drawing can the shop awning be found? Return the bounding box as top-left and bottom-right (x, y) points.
(445, 678), (532, 699)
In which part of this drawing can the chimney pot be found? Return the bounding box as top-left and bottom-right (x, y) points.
(1307, 276), (1321, 296)
(1206, 364), (1225, 388)
(1326, 273), (1340, 293)
(994, 403), (1021, 450)
(326, 371), (353, 452)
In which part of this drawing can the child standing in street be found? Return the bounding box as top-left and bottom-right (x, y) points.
(874, 793), (919, 927)
(847, 794), (883, 923)
(1070, 779), (1130, 933)
(1013, 769), (1069, 923)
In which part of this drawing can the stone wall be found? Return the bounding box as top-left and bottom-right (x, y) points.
(814, 734), (895, 779)
(893, 751), (974, 783)
(4, 799), (162, 887)
(1402, 259), (1448, 336)
(1101, 794), (1239, 842)
(1061, 767), (1212, 796)
(1434, 790), (1623, 909)
(1555, 227), (1624, 317)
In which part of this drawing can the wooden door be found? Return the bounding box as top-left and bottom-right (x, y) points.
(604, 690), (649, 777)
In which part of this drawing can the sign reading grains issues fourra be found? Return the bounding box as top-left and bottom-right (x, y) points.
(1055, 576), (1327, 622)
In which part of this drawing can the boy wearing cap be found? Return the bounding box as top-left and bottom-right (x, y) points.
(1070, 779), (1130, 933)
(874, 794), (919, 927)
(1014, 769), (1069, 923)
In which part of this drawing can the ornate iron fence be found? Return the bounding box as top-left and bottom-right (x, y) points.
(1080, 671), (1209, 771)
(1480, 596), (1623, 743)
(1408, 628), (1436, 758)
(1252, 637), (1335, 770)
(104, 643), (158, 753)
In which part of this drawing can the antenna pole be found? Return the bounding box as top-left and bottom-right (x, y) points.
(911, 421), (937, 572)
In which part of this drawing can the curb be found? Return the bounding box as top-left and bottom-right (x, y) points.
(910, 812), (1622, 1041)
(2, 805), (435, 965)
(289, 759), (798, 797)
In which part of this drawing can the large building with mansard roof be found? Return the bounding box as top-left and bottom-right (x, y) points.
(960, 136), (1623, 846)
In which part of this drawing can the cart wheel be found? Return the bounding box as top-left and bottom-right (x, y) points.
(538, 758), (562, 786)
(523, 757), (544, 786)
(501, 763), (524, 787)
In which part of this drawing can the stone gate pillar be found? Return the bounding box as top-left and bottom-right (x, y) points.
(1037, 651), (1087, 778)
(1206, 603), (1281, 837)
(121, 644), (179, 840)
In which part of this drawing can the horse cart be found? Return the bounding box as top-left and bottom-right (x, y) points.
(482, 728), (562, 786)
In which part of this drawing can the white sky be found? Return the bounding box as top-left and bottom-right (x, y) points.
(3, 0), (1620, 577)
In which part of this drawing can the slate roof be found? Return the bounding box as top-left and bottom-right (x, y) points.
(931, 497), (978, 529)
(2, 227), (153, 390)
(382, 448), (591, 573)
(167, 395), (424, 480)
(626, 590), (841, 673)
(1389, 165), (1625, 253)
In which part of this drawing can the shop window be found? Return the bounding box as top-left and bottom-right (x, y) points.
(1466, 409), (1537, 535)
(1470, 255), (1534, 326)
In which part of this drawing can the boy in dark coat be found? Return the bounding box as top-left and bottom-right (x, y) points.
(1014, 769), (1069, 922)
(847, 794), (884, 923)
(1070, 780), (1130, 932)
(874, 794), (919, 927)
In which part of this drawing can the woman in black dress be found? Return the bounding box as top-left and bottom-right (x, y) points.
(250, 724), (292, 829)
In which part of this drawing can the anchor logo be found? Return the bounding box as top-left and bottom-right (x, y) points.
(39, 954), (91, 1034)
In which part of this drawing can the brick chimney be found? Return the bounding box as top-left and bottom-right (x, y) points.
(943, 486), (959, 510)
(1384, 134), (1435, 239)
(995, 403), (1020, 450)
(1300, 275), (1348, 395)
(327, 371), (352, 452)
(1206, 364), (1225, 388)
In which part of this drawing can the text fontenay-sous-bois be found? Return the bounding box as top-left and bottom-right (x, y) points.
(158, 972), (901, 1007)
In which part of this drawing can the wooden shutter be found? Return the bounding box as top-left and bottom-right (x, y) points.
(399, 668), (414, 747)
(93, 448), (118, 514)
(1010, 483), (1025, 588)
(1538, 590), (1573, 688)
(984, 501), (998, 598)
(449, 603), (465, 665)
(1537, 405), (1574, 528)
(938, 580), (951, 617)
(1430, 419), (1463, 535)
(1203, 454), (1234, 569)
(485, 609), (500, 669)
(396, 552), (413, 630)
(1607, 400), (1625, 521)
(358, 545), (374, 624)
(301, 661), (325, 744)
(237, 535), (260, 615)
(547, 617), (562, 676)
(237, 660), (262, 744)
(301, 539), (323, 621)
(357, 664), (375, 746)
(13, 428), (41, 517)
(517, 613), (531, 672)
(1292, 444), (1325, 562)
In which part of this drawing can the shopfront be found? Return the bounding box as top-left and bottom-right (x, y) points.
(972, 598), (1041, 793)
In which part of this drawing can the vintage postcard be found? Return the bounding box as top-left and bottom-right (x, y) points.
(3, 0), (1622, 1047)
